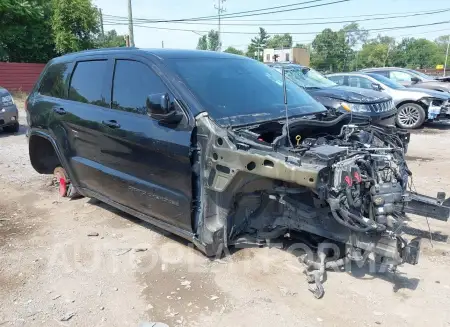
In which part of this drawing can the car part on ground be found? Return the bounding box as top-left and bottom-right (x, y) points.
(268, 63), (397, 126)
(0, 86), (19, 133)
(327, 72), (450, 129)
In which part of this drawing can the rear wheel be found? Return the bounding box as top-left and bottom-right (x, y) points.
(53, 167), (80, 198)
(3, 122), (19, 133)
(396, 103), (425, 129)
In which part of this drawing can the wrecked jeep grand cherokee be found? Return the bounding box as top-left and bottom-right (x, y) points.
(27, 49), (449, 298)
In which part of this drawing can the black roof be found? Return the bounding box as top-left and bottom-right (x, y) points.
(53, 47), (247, 63)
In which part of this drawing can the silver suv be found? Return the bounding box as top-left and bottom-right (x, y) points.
(328, 72), (450, 129)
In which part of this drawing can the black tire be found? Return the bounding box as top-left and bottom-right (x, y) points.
(396, 103), (426, 129)
(3, 123), (19, 133)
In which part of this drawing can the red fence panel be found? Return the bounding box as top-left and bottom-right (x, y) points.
(0, 62), (46, 92)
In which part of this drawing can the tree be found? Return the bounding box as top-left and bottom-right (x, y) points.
(266, 34), (292, 49)
(196, 35), (208, 50)
(0, 0), (56, 62)
(52, 0), (100, 54)
(208, 30), (220, 51)
(357, 35), (396, 69)
(311, 28), (349, 72)
(247, 27), (270, 60)
(224, 46), (244, 55)
(95, 30), (126, 48)
(196, 30), (219, 51)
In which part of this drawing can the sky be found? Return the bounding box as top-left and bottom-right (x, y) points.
(93, 0), (450, 51)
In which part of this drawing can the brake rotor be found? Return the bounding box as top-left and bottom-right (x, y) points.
(53, 167), (69, 197)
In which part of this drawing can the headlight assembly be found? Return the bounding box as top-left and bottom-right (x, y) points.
(1, 95), (14, 106)
(340, 102), (371, 113)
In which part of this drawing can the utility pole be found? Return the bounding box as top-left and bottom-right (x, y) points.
(99, 8), (104, 37)
(214, 0), (226, 51)
(128, 0), (135, 47)
(444, 36), (449, 77)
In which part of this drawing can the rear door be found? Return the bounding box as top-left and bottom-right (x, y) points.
(95, 57), (194, 232)
(55, 58), (115, 197)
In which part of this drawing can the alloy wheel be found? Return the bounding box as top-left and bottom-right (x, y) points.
(397, 105), (421, 128)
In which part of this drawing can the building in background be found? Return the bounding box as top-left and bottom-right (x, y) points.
(263, 47), (310, 66)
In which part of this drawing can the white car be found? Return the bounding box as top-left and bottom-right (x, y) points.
(328, 72), (450, 129)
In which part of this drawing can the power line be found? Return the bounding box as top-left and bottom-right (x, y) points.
(103, 0), (350, 24)
(103, 20), (450, 35)
(103, 8), (450, 27)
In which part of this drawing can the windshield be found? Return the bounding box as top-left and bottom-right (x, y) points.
(167, 58), (326, 126)
(274, 65), (337, 88)
(366, 73), (405, 90)
(407, 69), (434, 80)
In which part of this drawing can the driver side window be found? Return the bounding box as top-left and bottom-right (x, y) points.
(390, 71), (413, 83)
(112, 59), (169, 115)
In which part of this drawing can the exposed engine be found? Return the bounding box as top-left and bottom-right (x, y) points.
(193, 112), (449, 299)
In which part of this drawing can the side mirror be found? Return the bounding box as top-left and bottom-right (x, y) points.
(411, 76), (420, 84)
(146, 93), (182, 125)
(371, 83), (383, 91)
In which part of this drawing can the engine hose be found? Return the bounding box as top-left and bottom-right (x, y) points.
(331, 209), (373, 232)
(340, 208), (385, 232)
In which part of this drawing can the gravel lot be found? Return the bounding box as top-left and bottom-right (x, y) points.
(1, 99), (450, 327)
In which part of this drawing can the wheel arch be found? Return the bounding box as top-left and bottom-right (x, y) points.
(28, 130), (82, 192)
(396, 100), (428, 114)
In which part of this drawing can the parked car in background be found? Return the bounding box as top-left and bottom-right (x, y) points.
(268, 63), (397, 126)
(328, 72), (450, 129)
(0, 86), (19, 133)
(360, 67), (450, 93)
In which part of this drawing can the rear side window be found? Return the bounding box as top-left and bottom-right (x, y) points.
(69, 60), (108, 107)
(38, 62), (71, 98)
(328, 75), (345, 85)
(111, 60), (168, 115)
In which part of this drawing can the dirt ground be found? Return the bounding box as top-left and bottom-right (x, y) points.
(1, 98), (450, 327)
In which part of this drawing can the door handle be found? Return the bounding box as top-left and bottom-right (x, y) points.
(102, 120), (121, 129)
(53, 107), (66, 115)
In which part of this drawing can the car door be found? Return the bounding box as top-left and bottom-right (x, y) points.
(94, 57), (194, 232)
(53, 58), (117, 198)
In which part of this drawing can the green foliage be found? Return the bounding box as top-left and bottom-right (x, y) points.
(224, 46), (244, 55)
(96, 30), (126, 48)
(0, 0), (56, 62)
(0, 0), (127, 62)
(196, 35), (208, 50)
(51, 0), (100, 54)
(196, 30), (220, 51)
(266, 34), (292, 49)
(247, 27), (270, 60)
(311, 28), (349, 72)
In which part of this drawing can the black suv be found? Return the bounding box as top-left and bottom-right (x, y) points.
(268, 63), (397, 126)
(27, 49), (448, 282)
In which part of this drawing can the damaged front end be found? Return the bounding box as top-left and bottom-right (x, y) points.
(192, 112), (449, 296)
